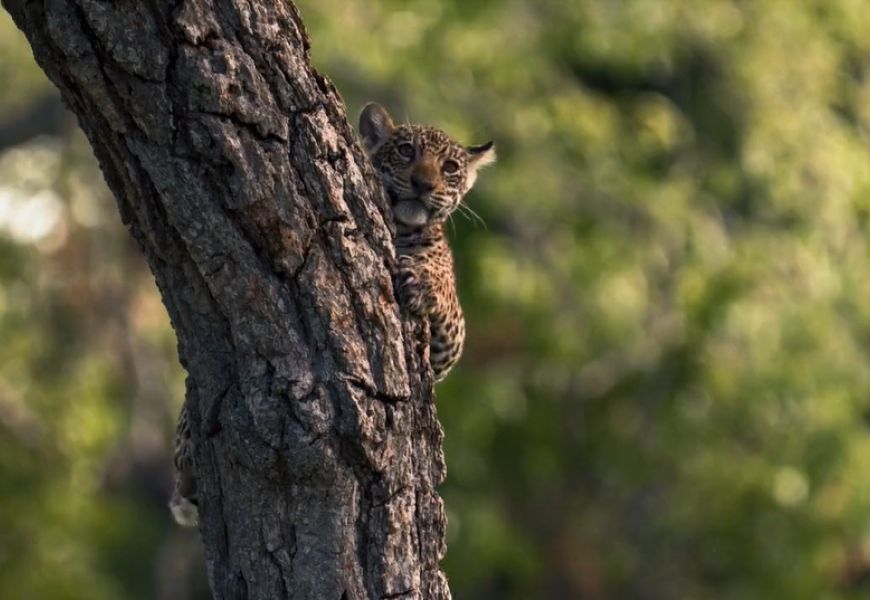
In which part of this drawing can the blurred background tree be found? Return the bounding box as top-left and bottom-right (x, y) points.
(4, 1), (870, 598)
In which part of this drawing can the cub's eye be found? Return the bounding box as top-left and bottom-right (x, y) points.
(396, 143), (415, 160)
(442, 160), (459, 174)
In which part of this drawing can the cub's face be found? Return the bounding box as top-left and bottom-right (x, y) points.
(359, 103), (495, 229)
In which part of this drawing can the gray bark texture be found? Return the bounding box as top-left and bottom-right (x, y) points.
(1, 1), (450, 598)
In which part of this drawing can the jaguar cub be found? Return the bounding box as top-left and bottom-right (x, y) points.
(359, 103), (495, 382)
(169, 105), (493, 527)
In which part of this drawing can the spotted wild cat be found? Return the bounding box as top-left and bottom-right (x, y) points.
(359, 102), (495, 382)
(169, 103), (494, 527)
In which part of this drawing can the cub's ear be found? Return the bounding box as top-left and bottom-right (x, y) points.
(359, 103), (395, 154)
(467, 141), (496, 171)
(464, 141), (496, 191)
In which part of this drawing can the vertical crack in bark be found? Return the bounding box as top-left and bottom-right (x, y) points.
(2, 0), (450, 598)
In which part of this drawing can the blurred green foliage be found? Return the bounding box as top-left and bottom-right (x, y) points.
(3, 1), (870, 598)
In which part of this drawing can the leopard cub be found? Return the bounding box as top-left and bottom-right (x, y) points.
(359, 103), (495, 382)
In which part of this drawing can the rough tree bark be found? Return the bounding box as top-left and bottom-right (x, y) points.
(2, 1), (450, 598)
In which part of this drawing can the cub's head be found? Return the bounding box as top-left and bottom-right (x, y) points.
(359, 102), (495, 229)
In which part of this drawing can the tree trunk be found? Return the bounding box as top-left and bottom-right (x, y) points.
(1, 1), (450, 598)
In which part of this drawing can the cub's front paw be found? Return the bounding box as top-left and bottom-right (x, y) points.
(396, 260), (425, 314)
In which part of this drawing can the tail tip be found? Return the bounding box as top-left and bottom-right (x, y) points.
(170, 493), (199, 527)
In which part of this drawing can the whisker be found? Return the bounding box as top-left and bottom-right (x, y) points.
(453, 204), (473, 224)
(459, 201), (487, 229)
(454, 203), (476, 224)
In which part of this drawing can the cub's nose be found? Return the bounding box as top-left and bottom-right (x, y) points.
(411, 175), (435, 195)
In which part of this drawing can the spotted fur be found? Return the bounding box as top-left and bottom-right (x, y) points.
(359, 103), (495, 382)
(170, 402), (198, 526)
